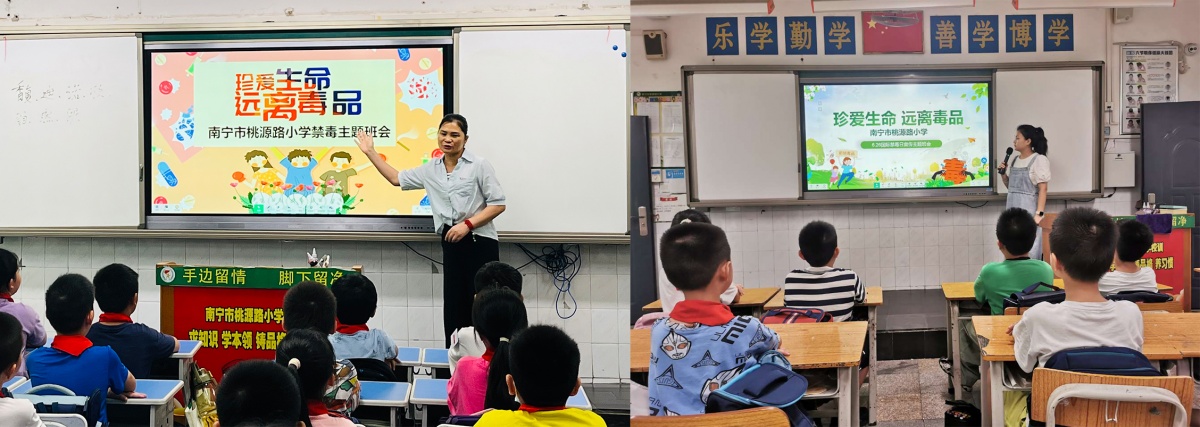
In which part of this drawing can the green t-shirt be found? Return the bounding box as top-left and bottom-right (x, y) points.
(974, 258), (1055, 315)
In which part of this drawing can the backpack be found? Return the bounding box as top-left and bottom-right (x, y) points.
(1003, 282), (1064, 313)
(17, 384), (103, 427)
(705, 351), (815, 427)
(1107, 290), (1173, 303)
(1044, 346), (1161, 377)
(760, 308), (831, 325)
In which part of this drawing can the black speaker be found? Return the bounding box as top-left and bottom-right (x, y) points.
(643, 30), (667, 59)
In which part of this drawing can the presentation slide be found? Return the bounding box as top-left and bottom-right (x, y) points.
(802, 82), (991, 192)
(148, 47), (446, 216)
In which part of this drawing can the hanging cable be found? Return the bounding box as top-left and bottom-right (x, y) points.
(516, 243), (582, 319)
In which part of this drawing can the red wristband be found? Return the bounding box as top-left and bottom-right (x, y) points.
(464, 219), (475, 230)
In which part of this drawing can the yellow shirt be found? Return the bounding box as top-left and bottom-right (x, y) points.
(475, 408), (607, 427)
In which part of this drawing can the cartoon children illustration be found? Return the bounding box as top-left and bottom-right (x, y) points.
(244, 150), (284, 194)
(318, 151), (374, 195)
(283, 149), (318, 195)
(830, 160), (840, 186)
(835, 156), (855, 188)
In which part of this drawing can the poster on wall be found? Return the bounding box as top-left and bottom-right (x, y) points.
(1120, 46), (1178, 135)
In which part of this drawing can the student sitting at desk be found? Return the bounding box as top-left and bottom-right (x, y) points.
(0, 312), (46, 427)
(450, 261), (525, 375)
(475, 325), (607, 427)
(215, 360), (305, 427)
(0, 249), (46, 378)
(26, 274), (144, 425)
(275, 329), (356, 427)
(653, 209), (743, 315)
(328, 274), (398, 366)
(953, 208), (1054, 399)
(87, 264), (179, 380)
(649, 222), (780, 416)
(283, 282), (360, 421)
(782, 220), (865, 322)
(448, 288), (527, 415)
(1006, 208), (1144, 423)
(1099, 219), (1159, 295)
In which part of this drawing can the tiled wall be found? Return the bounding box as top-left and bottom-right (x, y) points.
(0, 237), (630, 382)
(700, 192), (1135, 292)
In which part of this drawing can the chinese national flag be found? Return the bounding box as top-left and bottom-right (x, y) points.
(862, 11), (924, 54)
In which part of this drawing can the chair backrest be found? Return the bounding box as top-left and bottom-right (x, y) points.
(348, 358), (398, 382)
(38, 413), (89, 427)
(1002, 294), (1183, 315)
(1031, 368), (1193, 426)
(630, 407), (790, 427)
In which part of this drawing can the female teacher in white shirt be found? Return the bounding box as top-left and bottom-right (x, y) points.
(355, 114), (507, 346)
(998, 124), (1050, 259)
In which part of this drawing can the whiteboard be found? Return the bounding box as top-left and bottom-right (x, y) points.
(457, 28), (629, 235)
(994, 69), (1099, 194)
(689, 72), (800, 202)
(0, 36), (142, 227)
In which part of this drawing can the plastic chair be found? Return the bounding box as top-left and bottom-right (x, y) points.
(1032, 367), (1193, 426)
(38, 414), (88, 427)
(631, 407), (790, 427)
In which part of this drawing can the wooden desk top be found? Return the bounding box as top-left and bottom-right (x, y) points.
(943, 280), (1170, 301)
(972, 314), (1185, 362)
(764, 286), (882, 310)
(630, 321), (868, 373)
(642, 287), (780, 313)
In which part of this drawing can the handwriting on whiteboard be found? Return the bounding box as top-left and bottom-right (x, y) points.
(10, 81), (105, 126)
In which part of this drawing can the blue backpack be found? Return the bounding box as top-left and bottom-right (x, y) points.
(1044, 346), (1161, 377)
(704, 351), (815, 427)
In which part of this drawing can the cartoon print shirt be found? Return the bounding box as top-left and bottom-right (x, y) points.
(648, 300), (781, 416)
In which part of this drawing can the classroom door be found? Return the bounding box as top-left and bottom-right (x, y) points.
(1141, 101), (1200, 307)
(630, 116), (657, 324)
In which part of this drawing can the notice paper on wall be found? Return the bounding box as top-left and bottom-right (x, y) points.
(653, 191), (688, 223)
(661, 102), (684, 134)
(662, 168), (687, 194)
(662, 135), (686, 167)
(1121, 46), (1179, 135)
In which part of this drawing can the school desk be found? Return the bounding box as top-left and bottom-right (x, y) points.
(172, 340), (201, 388)
(407, 377), (593, 426)
(641, 287), (781, 318)
(940, 280), (1171, 400)
(3, 376), (27, 391)
(359, 380), (411, 427)
(107, 379), (184, 427)
(972, 314), (1188, 427)
(763, 286), (882, 424)
(422, 348), (450, 370)
(631, 321), (867, 426)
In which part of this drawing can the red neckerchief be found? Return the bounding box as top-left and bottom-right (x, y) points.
(519, 404), (567, 413)
(482, 348), (495, 362)
(51, 335), (94, 357)
(670, 300), (735, 326)
(335, 322), (369, 334)
(98, 313), (133, 324)
(0, 293), (12, 302)
(306, 400), (328, 416)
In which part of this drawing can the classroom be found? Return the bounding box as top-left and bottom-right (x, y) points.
(629, 0), (1200, 426)
(0, 0), (632, 426)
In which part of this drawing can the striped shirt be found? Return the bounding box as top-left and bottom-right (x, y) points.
(782, 266), (866, 322)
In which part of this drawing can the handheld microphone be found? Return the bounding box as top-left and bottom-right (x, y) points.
(999, 147), (1013, 175)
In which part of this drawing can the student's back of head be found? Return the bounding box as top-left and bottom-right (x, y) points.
(1050, 208), (1117, 283)
(330, 275), (376, 326)
(45, 274), (95, 334)
(473, 288), (528, 410)
(659, 222), (731, 291)
(670, 209), (711, 227)
(274, 329), (335, 404)
(473, 261), (523, 295)
(0, 248), (19, 294)
(0, 312), (22, 379)
(798, 220), (838, 267)
(216, 360), (304, 427)
(996, 208), (1038, 256)
(93, 264), (139, 314)
(508, 325), (581, 408)
(282, 281), (336, 333)
(1116, 219), (1154, 263)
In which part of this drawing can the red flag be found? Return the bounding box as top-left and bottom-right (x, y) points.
(767, 0), (775, 14)
(861, 11), (924, 54)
